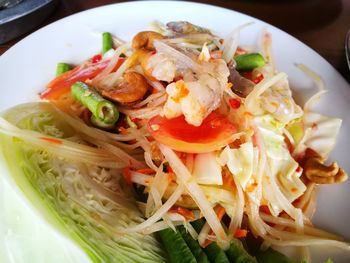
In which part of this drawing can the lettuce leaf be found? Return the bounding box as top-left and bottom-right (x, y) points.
(0, 102), (166, 263)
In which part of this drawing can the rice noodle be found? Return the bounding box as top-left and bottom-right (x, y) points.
(221, 22), (254, 63)
(153, 40), (202, 72)
(245, 72), (287, 113)
(95, 140), (145, 169)
(132, 91), (166, 108)
(119, 106), (162, 119)
(93, 44), (129, 81)
(260, 213), (343, 240)
(264, 236), (350, 250)
(297, 64), (327, 112)
(198, 222), (211, 246)
(120, 183), (185, 233)
(158, 144), (230, 249)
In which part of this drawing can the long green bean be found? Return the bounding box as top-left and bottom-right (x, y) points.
(55, 62), (71, 77)
(71, 82), (119, 124)
(102, 32), (113, 54)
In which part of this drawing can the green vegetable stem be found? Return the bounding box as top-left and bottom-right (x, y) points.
(55, 62), (71, 77)
(71, 82), (119, 124)
(234, 53), (265, 71)
(102, 32), (113, 54)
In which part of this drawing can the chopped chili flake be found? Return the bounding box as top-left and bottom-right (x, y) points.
(246, 180), (258, 192)
(131, 117), (140, 122)
(210, 50), (223, 59)
(92, 54), (102, 63)
(171, 81), (189, 103)
(39, 137), (62, 145)
(253, 74), (264, 84)
(296, 166), (302, 172)
(170, 206), (195, 220)
(229, 98), (241, 109)
(226, 82), (233, 89)
(135, 168), (156, 175)
(260, 205), (271, 215)
(234, 228), (248, 238)
(291, 187), (298, 193)
(150, 50), (157, 55)
(270, 101), (279, 108)
(122, 167), (132, 185)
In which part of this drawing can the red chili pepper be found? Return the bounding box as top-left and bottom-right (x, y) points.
(39, 137), (62, 145)
(92, 54), (102, 63)
(135, 168), (156, 175)
(170, 206), (195, 220)
(234, 228), (248, 238)
(150, 50), (157, 55)
(122, 167), (132, 185)
(229, 98), (241, 109)
(253, 74), (264, 84)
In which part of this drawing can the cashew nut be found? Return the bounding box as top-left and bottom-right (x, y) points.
(132, 31), (164, 50)
(101, 72), (150, 104)
(302, 148), (348, 184)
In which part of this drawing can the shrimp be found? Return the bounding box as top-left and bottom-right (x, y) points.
(163, 59), (230, 126)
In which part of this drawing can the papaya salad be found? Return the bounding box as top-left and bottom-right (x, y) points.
(0, 21), (349, 263)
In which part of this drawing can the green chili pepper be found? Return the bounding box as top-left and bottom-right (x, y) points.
(234, 53), (265, 71)
(71, 82), (119, 124)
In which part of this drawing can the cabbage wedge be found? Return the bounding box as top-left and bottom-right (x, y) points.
(0, 102), (166, 263)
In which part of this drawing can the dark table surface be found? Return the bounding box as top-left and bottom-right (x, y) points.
(1, 0), (350, 82)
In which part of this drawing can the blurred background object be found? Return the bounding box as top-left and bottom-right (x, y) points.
(0, 0), (349, 82)
(0, 0), (58, 44)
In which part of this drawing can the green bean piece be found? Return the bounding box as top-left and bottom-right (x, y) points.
(102, 32), (113, 54)
(226, 239), (257, 263)
(55, 63), (71, 77)
(234, 53), (265, 71)
(90, 115), (115, 130)
(158, 228), (197, 263)
(255, 247), (302, 263)
(71, 82), (119, 124)
(178, 226), (210, 263)
(191, 219), (230, 263)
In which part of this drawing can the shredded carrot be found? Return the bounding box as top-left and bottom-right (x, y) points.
(39, 137), (62, 145)
(170, 206), (195, 220)
(167, 172), (175, 183)
(123, 167), (132, 185)
(234, 228), (248, 238)
(135, 168), (156, 175)
(226, 82), (233, 89)
(203, 205), (226, 248)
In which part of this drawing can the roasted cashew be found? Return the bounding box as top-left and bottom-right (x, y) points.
(101, 72), (150, 104)
(132, 31), (164, 50)
(302, 148), (348, 184)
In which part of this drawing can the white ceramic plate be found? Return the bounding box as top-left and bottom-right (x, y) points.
(0, 1), (349, 262)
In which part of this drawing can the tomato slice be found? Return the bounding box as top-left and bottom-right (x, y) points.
(148, 113), (236, 153)
(40, 58), (124, 100)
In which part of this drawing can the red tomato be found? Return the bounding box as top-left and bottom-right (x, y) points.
(148, 113), (236, 153)
(40, 58), (124, 100)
